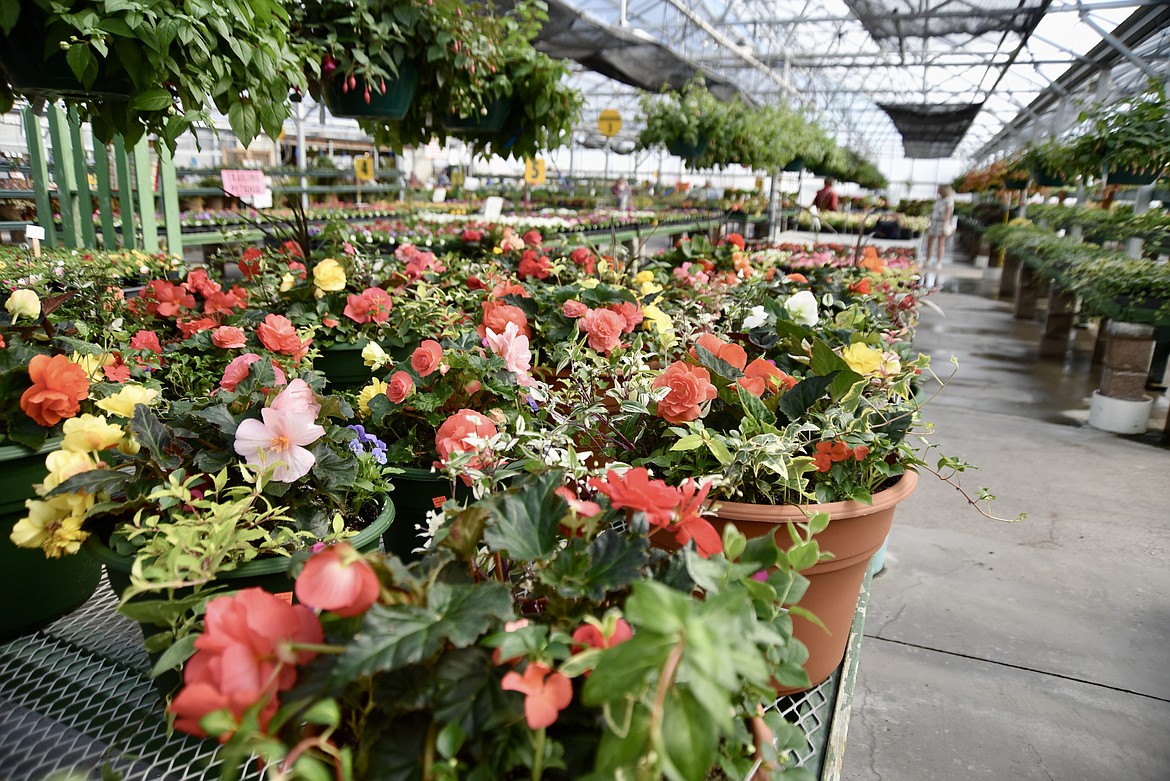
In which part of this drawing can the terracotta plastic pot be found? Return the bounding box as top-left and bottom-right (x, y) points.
(708, 471), (918, 692)
(0, 439), (102, 640)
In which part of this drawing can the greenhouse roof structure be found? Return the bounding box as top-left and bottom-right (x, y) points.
(538, 0), (1170, 164)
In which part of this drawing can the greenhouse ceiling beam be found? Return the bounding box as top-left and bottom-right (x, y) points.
(1076, 5), (1164, 81)
(975, 2), (1170, 158)
(709, 0), (1162, 28)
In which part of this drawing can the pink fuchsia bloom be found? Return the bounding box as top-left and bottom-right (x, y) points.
(220, 353), (287, 392)
(607, 301), (643, 334)
(295, 542), (380, 617)
(387, 370), (414, 403)
(434, 409), (498, 471)
(562, 299), (588, 318)
(343, 287), (393, 324)
(411, 340), (444, 377)
(673, 478), (722, 558)
(233, 380), (325, 482)
(651, 362), (717, 424)
(212, 326), (247, 349)
(501, 663), (573, 730)
(578, 308), (626, 354)
(484, 321), (534, 386)
(588, 468), (681, 529)
(571, 618), (633, 651)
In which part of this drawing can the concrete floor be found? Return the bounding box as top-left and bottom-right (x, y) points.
(842, 248), (1170, 780)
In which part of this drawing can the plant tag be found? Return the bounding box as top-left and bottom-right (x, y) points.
(432, 495), (447, 509)
(483, 196), (504, 219)
(25, 225), (46, 240)
(432, 187), (447, 203)
(273, 592), (293, 604)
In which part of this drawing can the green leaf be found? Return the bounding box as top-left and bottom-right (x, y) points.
(482, 472), (567, 561)
(150, 633), (197, 678)
(0, 1), (19, 36)
(670, 434), (705, 452)
(193, 404), (238, 436)
(308, 442), (358, 490)
(810, 338), (850, 375)
(540, 531), (649, 601)
(227, 100), (259, 146)
(130, 404), (181, 470)
(301, 698), (341, 727)
(693, 344), (745, 380)
(131, 87), (174, 111)
(660, 689), (718, 781)
(50, 468), (130, 498)
(777, 373), (836, 422)
(330, 581), (512, 682)
(66, 46), (99, 88)
(736, 383), (775, 426)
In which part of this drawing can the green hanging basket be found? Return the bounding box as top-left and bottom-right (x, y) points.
(667, 136), (710, 161)
(1104, 164), (1164, 186)
(784, 158), (805, 173)
(322, 62), (419, 120)
(1030, 167), (1071, 188)
(440, 97), (512, 134)
(0, 6), (132, 98)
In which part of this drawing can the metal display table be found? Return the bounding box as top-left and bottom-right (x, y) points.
(0, 565), (873, 780)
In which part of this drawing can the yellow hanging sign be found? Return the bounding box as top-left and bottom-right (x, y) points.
(354, 155), (375, 182)
(598, 109), (622, 138)
(524, 158), (546, 186)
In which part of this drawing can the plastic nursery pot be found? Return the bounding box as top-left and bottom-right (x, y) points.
(0, 439), (102, 640)
(657, 470), (918, 693)
(784, 158), (805, 173)
(439, 97), (512, 134)
(1103, 165), (1164, 187)
(322, 62), (419, 121)
(0, 6), (132, 98)
(385, 468), (471, 561)
(1030, 168), (1071, 188)
(314, 339), (410, 390)
(667, 137), (710, 161)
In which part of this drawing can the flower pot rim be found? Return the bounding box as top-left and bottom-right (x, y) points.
(708, 469), (918, 521)
(84, 498), (395, 576)
(0, 436), (64, 462)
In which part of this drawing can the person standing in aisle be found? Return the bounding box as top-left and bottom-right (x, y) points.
(611, 176), (632, 211)
(924, 184), (955, 269)
(812, 177), (839, 211)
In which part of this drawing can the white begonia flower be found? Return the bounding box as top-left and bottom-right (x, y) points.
(742, 305), (769, 331)
(784, 290), (819, 326)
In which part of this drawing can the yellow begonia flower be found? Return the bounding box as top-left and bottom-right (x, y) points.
(635, 270), (655, 285)
(579, 278), (600, 290)
(492, 246), (504, 255)
(61, 414), (125, 453)
(313, 258), (347, 291)
(841, 343), (901, 377)
(279, 272), (296, 292)
(42, 450), (98, 493)
(5, 289), (41, 321)
(11, 492), (94, 557)
(358, 378), (389, 416)
(362, 341), (390, 370)
(641, 303), (676, 348)
(597, 259), (611, 275)
(95, 384), (159, 418)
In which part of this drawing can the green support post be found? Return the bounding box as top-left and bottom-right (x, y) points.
(157, 142), (183, 259)
(113, 137), (136, 250)
(21, 108), (56, 248)
(67, 109), (97, 248)
(92, 143), (118, 248)
(45, 105), (79, 248)
(132, 136), (159, 253)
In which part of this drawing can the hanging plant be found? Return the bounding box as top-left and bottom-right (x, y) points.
(0, 0), (309, 150)
(1064, 81), (1169, 184)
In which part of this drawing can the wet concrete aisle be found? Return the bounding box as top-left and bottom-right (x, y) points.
(843, 252), (1170, 779)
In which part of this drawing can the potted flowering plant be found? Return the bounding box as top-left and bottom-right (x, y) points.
(164, 468), (823, 780)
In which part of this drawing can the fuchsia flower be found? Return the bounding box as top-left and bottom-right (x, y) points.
(233, 379), (324, 482)
(295, 542), (380, 617)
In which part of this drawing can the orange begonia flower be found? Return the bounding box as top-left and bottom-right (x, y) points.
(20, 354), (90, 427)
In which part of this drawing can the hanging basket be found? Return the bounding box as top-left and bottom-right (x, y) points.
(1104, 164), (1164, 186)
(1030, 167), (1071, 188)
(783, 158), (805, 173)
(1003, 175), (1029, 190)
(322, 62), (419, 120)
(667, 136), (709, 161)
(0, 7), (131, 98)
(440, 97), (512, 134)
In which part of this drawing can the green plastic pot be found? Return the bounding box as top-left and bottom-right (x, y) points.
(440, 97), (512, 134)
(385, 468), (470, 561)
(0, 6), (132, 98)
(667, 137), (710, 161)
(1104, 165), (1164, 186)
(0, 439), (102, 640)
(1030, 168), (1071, 188)
(322, 62), (419, 120)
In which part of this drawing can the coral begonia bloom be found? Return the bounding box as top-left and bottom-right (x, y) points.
(484, 322), (534, 385)
(221, 354), (287, 392)
(343, 287), (393, 324)
(178, 317), (218, 338)
(479, 302), (531, 339)
(234, 398), (324, 483)
(387, 370), (414, 403)
(501, 663), (573, 730)
(129, 329), (162, 355)
(607, 301), (644, 334)
(651, 361), (717, 424)
(434, 409), (498, 469)
(295, 542), (380, 617)
(673, 478), (723, 558)
(257, 314), (311, 360)
(578, 307), (626, 354)
(562, 299), (588, 318)
(20, 354), (90, 427)
(270, 378), (321, 418)
(411, 340), (444, 377)
(588, 468), (681, 529)
(212, 326), (248, 349)
(571, 618), (633, 651)
(738, 358), (795, 397)
(692, 333), (748, 372)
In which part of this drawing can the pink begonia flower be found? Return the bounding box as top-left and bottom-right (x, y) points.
(500, 663), (573, 729)
(233, 379), (324, 481)
(220, 354), (287, 392)
(211, 326), (247, 349)
(295, 542), (379, 617)
(484, 321), (535, 386)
